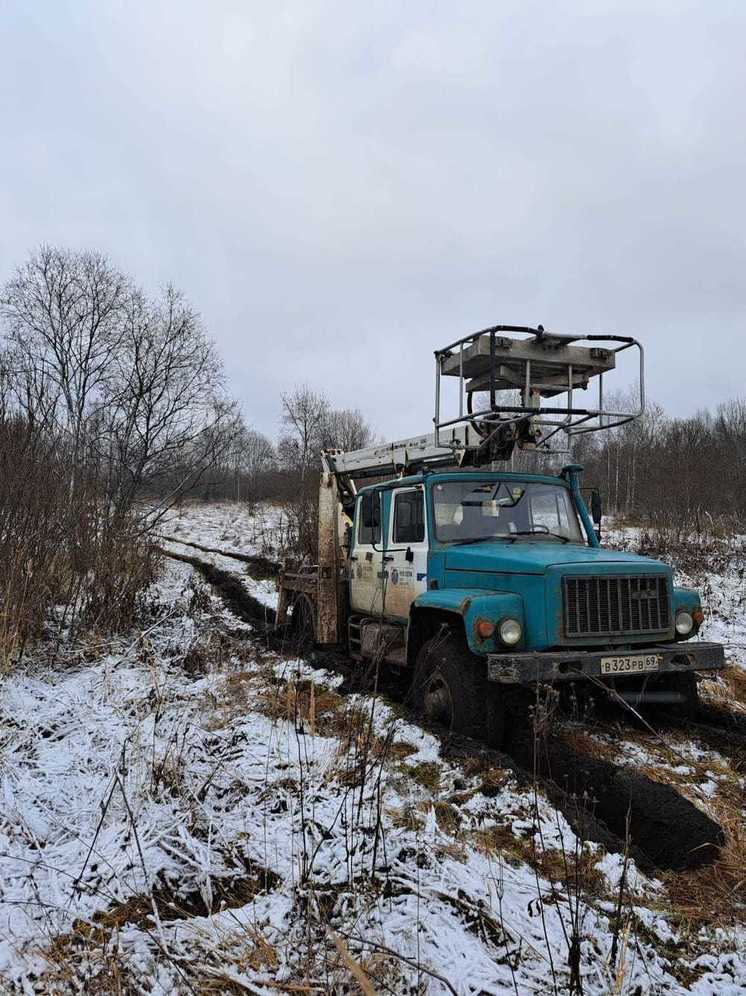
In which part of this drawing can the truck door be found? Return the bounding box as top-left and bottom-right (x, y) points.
(384, 486), (428, 620)
(349, 490), (384, 615)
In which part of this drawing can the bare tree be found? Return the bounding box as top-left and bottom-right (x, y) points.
(221, 422), (276, 500)
(242, 427), (276, 481)
(280, 385), (330, 480)
(320, 407), (373, 452)
(2, 246), (129, 466)
(102, 284), (239, 519)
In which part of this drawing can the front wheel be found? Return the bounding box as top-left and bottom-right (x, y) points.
(413, 631), (505, 748)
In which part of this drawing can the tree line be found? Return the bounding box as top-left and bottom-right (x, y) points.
(207, 382), (745, 546)
(197, 386), (374, 556)
(573, 394), (746, 535)
(199, 386), (373, 502)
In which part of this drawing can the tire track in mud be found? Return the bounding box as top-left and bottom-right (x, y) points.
(158, 546), (277, 626)
(510, 724), (725, 871)
(161, 535), (280, 579)
(160, 544), (728, 874)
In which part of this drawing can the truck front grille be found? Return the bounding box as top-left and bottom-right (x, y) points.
(563, 575), (670, 639)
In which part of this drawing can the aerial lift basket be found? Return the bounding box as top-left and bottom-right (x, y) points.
(322, 323), (644, 491)
(435, 324), (644, 459)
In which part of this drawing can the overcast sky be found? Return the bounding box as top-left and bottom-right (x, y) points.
(1, 1), (744, 441)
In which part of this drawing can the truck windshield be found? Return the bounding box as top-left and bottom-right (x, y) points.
(432, 479), (584, 544)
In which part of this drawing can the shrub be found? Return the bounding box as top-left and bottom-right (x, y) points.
(0, 418), (159, 667)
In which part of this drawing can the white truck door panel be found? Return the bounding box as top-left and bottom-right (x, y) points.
(349, 491), (384, 615)
(383, 486), (428, 620)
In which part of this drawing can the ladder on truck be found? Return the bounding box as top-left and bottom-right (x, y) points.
(278, 324), (644, 645)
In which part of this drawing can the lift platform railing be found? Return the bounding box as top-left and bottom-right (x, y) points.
(322, 324), (645, 490)
(434, 325), (644, 453)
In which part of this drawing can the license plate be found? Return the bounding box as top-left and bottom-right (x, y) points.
(600, 654), (661, 675)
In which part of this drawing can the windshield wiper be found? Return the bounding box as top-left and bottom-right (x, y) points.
(452, 529), (573, 546)
(507, 529), (571, 544)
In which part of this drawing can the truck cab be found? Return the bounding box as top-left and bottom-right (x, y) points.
(344, 465), (723, 742)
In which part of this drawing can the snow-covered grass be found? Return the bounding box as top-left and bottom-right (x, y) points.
(604, 520), (746, 671)
(0, 504), (745, 993)
(158, 501), (285, 612)
(161, 500), (290, 560)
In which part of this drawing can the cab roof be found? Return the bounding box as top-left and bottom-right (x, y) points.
(356, 468), (569, 495)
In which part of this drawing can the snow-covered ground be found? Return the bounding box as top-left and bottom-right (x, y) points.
(160, 501), (284, 610)
(0, 504), (744, 993)
(605, 521), (746, 672)
(162, 500), (289, 560)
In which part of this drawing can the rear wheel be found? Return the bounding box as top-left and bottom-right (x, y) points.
(289, 594), (315, 650)
(413, 631), (505, 748)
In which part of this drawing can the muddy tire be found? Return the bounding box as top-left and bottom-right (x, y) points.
(665, 672), (700, 719)
(289, 594), (315, 649)
(413, 631), (505, 747)
(484, 686), (507, 750)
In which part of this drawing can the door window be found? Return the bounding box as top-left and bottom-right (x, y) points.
(358, 491), (381, 545)
(393, 489), (425, 544)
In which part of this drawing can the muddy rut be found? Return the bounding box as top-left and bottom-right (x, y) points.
(159, 545), (277, 626)
(162, 534), (280, 579)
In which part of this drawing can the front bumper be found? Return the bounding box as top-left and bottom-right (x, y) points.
(487, 641), (725, 685)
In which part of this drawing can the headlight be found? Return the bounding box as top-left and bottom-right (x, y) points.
(675, 610), (694, 637)
(499, 618), (523, 646)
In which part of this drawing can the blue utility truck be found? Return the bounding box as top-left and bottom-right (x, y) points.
(276, 326), (725, 744)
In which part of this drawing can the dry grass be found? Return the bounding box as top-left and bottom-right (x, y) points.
(386, 803), (426, 832)
(255, 676), (345, 736)
(471, 823), (526, 867)
(558, 726), (620, 764)
(471, 821), (608, 895)
(42, 921), (287, 995)
(477, 766), (511, 797)
(460, 754), (498, 778)
(663, 800), (746, 930)
(430, 800), (462, 835)
(533, 846), (607, 897)
(721, 666), (746, 711)
(700, 667), (746, 715)
(205, 669), (257, 728)
(237, 929), (281, 974)
(404, 759), (442, 792)
(37, 929), (134, 995)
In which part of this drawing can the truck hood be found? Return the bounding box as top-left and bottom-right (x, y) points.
(444, 541), (665, 576)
